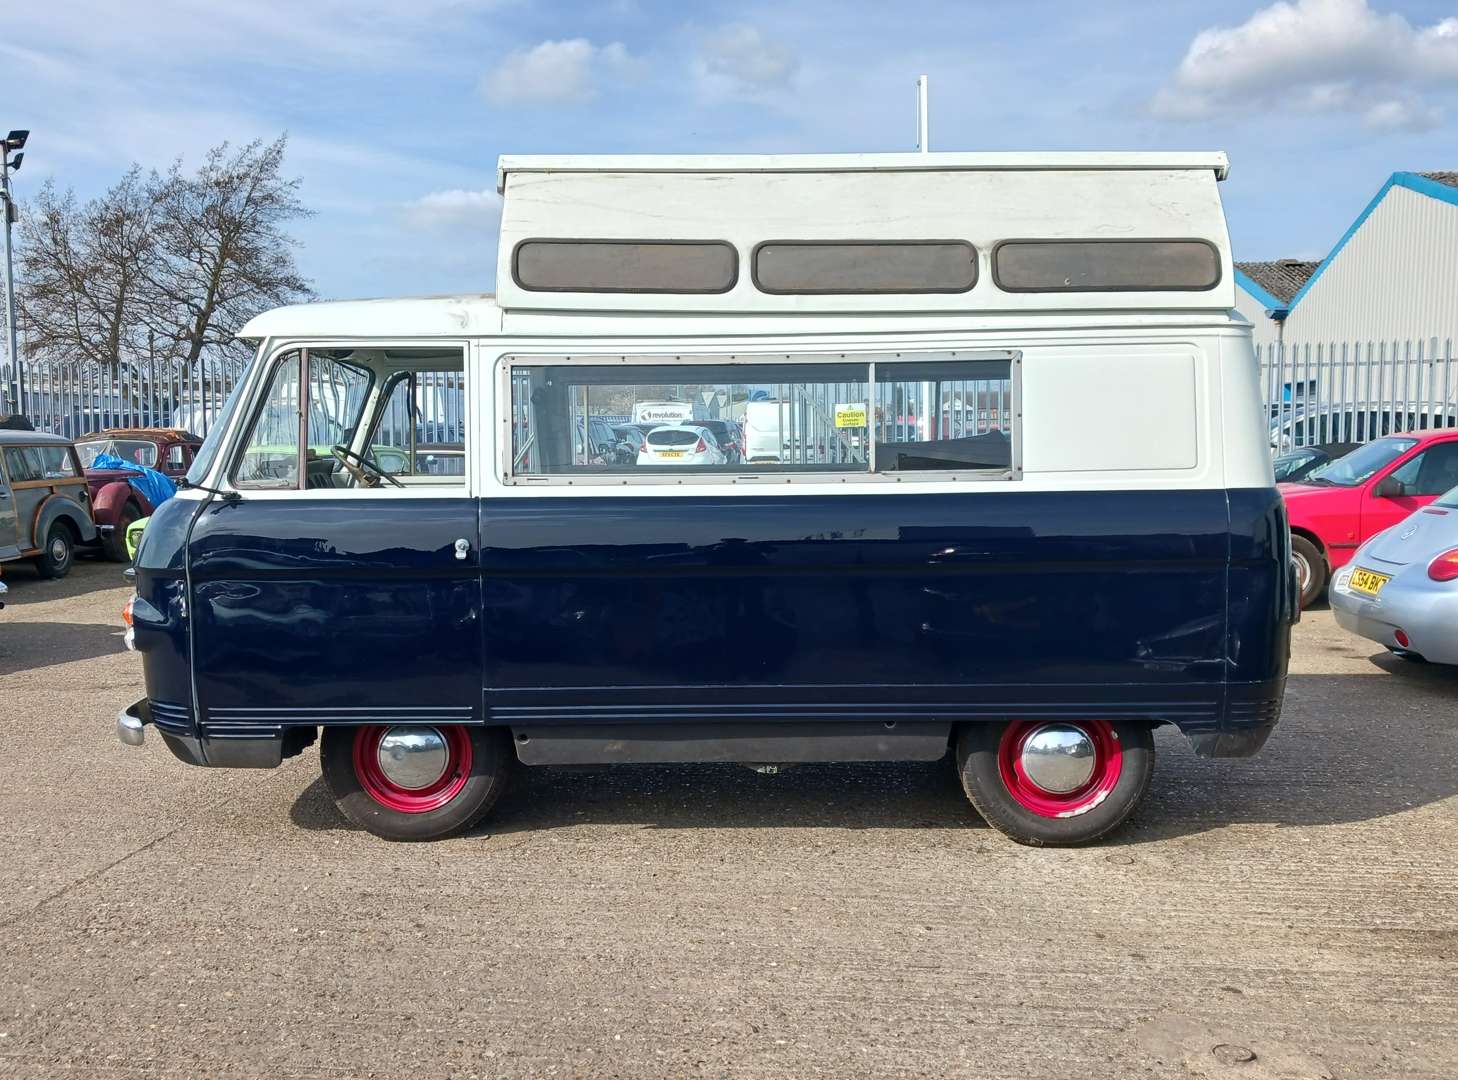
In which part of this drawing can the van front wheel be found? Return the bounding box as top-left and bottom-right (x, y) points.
(955, 719), (1154, 846)
(321, 724), (511, 841)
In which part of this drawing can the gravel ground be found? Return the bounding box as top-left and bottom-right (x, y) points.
(0, 558), (1455, 1079)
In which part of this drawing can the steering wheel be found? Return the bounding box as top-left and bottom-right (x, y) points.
(330, 445), (404, 488)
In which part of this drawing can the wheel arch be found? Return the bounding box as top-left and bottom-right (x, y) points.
(91, 478), (149, 522)
(1289, 525), (1327, 557)
(34, 496), (97, 547)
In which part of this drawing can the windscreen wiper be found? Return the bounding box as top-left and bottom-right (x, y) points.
(176, 476), (241, 502)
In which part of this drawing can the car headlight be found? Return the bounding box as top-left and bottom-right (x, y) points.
(1332, 566), (1354, 593)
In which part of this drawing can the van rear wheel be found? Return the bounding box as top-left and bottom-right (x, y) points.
(321, 724), (511, 841)
(955, 719), (1154, 846)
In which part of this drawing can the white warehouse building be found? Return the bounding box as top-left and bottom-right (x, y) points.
(1234, 171), (1458, 432)
(1235, 171), (1458, 352)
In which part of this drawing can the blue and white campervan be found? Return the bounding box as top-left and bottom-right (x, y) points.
(119, 152), (1294, 845)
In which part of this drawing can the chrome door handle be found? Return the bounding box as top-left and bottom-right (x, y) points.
(453, 538), (470, 561)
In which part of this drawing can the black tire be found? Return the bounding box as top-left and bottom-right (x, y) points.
(1291, 535), (1327, 608)
(33, 521), (75, 579)
(955, 719), (1155, 846)
(104, 502), (141, 562)
(321, 724), (511, 841)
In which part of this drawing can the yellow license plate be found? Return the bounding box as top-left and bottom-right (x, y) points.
(1349, 568), (1390, 596)
(658, 451), (684, 458)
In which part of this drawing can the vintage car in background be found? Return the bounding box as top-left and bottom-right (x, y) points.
(0, 430), (99, 578)
(1282, 429), (1458, 606)
(75, 428), (201, 560)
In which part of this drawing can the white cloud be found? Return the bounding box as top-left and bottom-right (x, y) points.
(695, 24), (799, 99)
(405, 188), (502, 231)
(481, 38), (640, 107)
(1152, 0), (1458, 131)
(1360, 96), (1442, 132)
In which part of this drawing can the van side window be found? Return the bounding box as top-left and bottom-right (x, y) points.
(505, 352), (1017, 482)
(365, 368), (466, 481)
(874, 358), (1013, 472)
(235, 352), (304, 488)
(232, 347), (463, 492)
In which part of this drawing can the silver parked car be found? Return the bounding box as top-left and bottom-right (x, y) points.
(1330, 485), (1458, 663)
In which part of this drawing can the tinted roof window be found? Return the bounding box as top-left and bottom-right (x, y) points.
(514, 240), (737, 294)
(994, 240), (1220, 292)
(754, 241), (977, 294)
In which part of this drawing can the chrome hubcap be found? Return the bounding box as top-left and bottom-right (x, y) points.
(1019, 723), (1097, 794)
(50, 538), (67, 561)
(376, 726), (449, 790)
(1292, 553), (1310, 591)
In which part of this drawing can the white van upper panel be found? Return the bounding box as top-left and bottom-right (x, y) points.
(496, 154), (1234, 315)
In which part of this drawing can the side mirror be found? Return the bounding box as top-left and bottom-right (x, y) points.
(1374, 476), (1404, 498)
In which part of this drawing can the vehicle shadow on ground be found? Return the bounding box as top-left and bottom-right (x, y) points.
(291, 758), (984, 835)
(0, 621), (129, 676)
(289, 668), (1458, 843)
(1, 557), (124, 603)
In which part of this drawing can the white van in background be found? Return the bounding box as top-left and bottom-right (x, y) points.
(743, 399), (789, 463)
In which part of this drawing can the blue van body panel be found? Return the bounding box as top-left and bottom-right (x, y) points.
(129, 495), (206, 758)
(478, 488), (1287, 746)
(133, 487), (1291, 765)
(185, 498), (482, 741)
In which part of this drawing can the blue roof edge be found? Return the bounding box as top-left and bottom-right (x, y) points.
(1287, 172), (1458, 311)
(1233, 269), (1287, 316)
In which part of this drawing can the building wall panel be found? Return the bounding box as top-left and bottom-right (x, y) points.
(1284, 187), (1458, 346)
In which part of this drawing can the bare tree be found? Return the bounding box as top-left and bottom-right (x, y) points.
(17, 134), (312, 372)
(18, 168), (171, 367)
(148, 136), (313, 365)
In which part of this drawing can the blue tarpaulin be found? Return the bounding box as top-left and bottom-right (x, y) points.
(89, 452), (178, 509)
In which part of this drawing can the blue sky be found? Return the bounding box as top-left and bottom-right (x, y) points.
(5, 0), (1458, 302)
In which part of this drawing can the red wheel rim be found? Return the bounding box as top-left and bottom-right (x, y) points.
(996, 720), (1122, 818)
(352, 725), (472, 813)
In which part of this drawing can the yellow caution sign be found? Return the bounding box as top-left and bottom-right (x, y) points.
(834, 402), (867, 428)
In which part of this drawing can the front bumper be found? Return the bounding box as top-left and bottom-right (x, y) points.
(117, 699), (148, 746)
(116, 696), (291, 767)
(1331, 566), (1458, 664)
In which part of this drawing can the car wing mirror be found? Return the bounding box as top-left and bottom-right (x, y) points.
(1373, 476), (1404, 498)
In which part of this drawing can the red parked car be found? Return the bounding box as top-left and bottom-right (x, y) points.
(1283, 429), (1458, 605)
(74, 428), (202, 561)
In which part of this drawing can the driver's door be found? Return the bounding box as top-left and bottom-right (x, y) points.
(187, 346), (483, 737)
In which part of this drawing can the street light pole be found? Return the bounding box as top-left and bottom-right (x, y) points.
(1, 130), (28, 417)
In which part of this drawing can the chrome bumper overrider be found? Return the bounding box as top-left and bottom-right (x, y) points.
(117, 700), (148, 747)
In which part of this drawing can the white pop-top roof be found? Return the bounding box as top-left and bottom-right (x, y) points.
(495, 151), (1235, 315)
(495, 152), (1232, 190)
(240, 151), (1240, 337)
